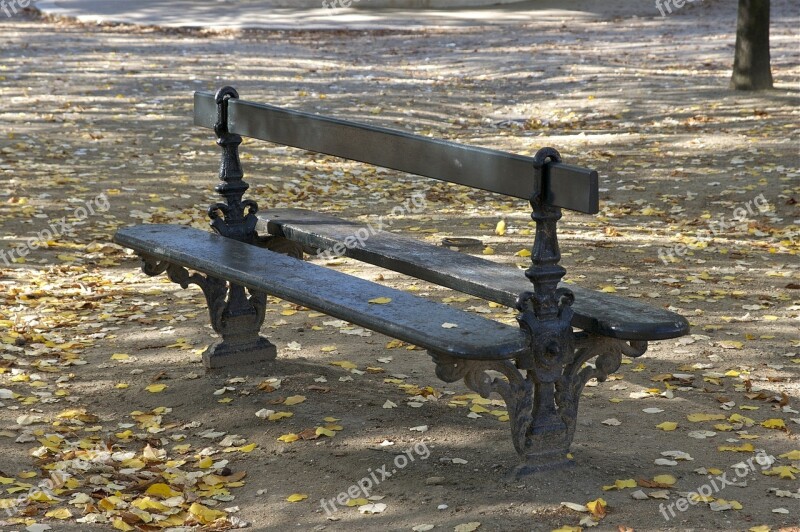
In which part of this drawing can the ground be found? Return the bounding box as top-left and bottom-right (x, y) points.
(0, 1), (799, 531)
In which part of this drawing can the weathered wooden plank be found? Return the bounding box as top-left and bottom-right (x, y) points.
(113, 224), (529, 360)
(257, 209), (690, 341)
(194, 91), (598, 214)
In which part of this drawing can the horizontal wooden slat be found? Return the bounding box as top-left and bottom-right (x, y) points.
(194, 91), (598, 213)
(113, 224), (529, 360)
(258, 209), (690, 342)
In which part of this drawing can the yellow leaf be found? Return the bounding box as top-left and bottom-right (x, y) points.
(330, 360), (357, 369)
(482, 246), (495, 255)
(239, 443), (257, 452)
(687, 413), (726, 422)
(45, 507), (72, 519)
(189, 502), (227, 524)
(315, 427), (336, 438)
(602, 478), (637, 491)
(145, 384), (167, 393)
(29, 490), (57, 502)
(280, 309), (297, 316)
(656, 421), (678, 431)
(515, 248), (531, 257)
(689, 493), (714, 503)
(653, 474), (677, 486)
(760, 418), (786, 430)
(218, 397), (233, 404)
(323, 416), (341, 422)
(145, 482), (181, 498)
(131, 497), (169, 512)
(268, 411), (293, 421)
(346, 497), (369, 507)
(600, 286), (617, 293)
(552, 527), (582, 532)
(762, 465), (799, 480)
(778, 450), (800, 460)
(495, 220), (506, 236)
(718, 443), (755, 452)
(728, 413), (755, 426)
(718, 340), (743, 349)
(749, 526), (771, 532)
(586, 497), (607, 518)
(368, 297), (392, 304)
(278, 433), (300, 443)
(111, 353), (130, 361)
(286, 493), (308, 502)
(284, 395), (306, 406)
(115, 383), (129, 389)
(112, 519), (135, 531)
(197, 456), (214, 469)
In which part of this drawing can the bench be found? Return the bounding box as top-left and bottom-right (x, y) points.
(113, 86), (689, 476)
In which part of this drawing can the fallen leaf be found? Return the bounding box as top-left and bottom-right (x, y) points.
(284, 395), (306, 406)
(359, 502), (387, 514)
(586, 498), (607, 518)
(687, 413), (726, 422)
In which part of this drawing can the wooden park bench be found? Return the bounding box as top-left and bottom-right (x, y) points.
(113, 87), (689, 476)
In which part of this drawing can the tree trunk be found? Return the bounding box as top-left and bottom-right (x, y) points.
(730, 0), (774, 90)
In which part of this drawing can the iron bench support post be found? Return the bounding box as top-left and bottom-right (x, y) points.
(138, 87), (275, 369)
(432, 148), (648, 476)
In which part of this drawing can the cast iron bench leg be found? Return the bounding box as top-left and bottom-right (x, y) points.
(429, 148), (649, 476)
(139, 256), (276, 368)
(431, 336), (647, 477)
(146, 86), (277, 368)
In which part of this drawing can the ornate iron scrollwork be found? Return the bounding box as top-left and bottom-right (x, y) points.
(138, 254), (275, 369)
(431, 336), (647, 477)
(207, 86), (259, 244)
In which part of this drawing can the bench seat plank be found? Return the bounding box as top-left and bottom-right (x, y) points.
(113, 224), (529, 361)
(257, 209), (689, 342)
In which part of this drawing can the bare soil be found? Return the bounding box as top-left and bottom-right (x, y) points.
(0, 2), (798, 531)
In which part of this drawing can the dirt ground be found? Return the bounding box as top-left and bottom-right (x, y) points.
(0, 1), (799, 531)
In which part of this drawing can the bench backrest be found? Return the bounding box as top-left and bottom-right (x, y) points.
(193, 91), (599, 214)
